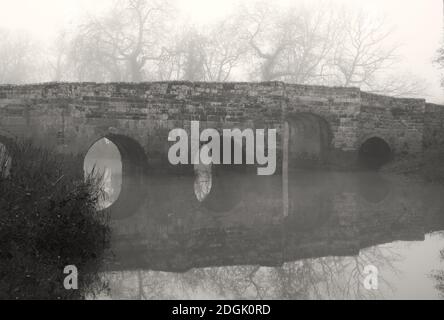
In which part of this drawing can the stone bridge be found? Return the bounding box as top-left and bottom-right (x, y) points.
(0, 82), (443, 220)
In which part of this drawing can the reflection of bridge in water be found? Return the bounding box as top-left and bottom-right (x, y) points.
(107, 171), (444, 273)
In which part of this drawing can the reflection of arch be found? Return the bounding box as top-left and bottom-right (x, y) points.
(286, 113), (332, 168)
(355, 172), (391, 204)
(287, 171), (333, 231)
(84, 134), (147, 219)
(194, 135), (247, 213)
(358, 136), (392, 170)
(194, 144), (212, 203)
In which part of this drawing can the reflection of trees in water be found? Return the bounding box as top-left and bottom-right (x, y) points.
(100, 244), (402, 300)
(432, 233), (444, 298)
(433, 259), (444, 297)
(324, 245), (401, 299)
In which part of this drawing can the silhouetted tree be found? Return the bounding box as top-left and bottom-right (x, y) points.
(241, 1), (424, 97)
(0, 29), (39, 84)
(158, 16), (248, 82)
(69, 0), (172, 82)
(243, 1), (338, 83)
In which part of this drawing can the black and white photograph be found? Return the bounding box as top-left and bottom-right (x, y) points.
(1, 0), (444, 304)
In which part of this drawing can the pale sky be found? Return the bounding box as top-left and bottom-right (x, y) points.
(0, 0), (443, 103)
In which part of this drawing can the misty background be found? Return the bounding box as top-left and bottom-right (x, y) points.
(0, 0), (442, 103)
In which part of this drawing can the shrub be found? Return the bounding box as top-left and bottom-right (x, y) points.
(383, 147), (444, 184)
(0, 140), (110, 299)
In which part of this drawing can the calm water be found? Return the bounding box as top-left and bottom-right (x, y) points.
(81, 156), (444, 300)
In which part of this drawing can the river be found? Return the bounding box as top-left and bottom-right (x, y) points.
(83, 156), (444, 299)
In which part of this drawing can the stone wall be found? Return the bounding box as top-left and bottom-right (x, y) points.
(284, 84), (361, 151)
(424, 102), (444, 148)
(360, 92), (425, 154)
(0, 82), (436, 170)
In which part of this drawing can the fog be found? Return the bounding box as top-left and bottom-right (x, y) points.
(0, 0), (442, 103)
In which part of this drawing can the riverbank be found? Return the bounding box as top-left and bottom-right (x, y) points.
(0, 141), (111, 299)
(383, 147), (444, 184)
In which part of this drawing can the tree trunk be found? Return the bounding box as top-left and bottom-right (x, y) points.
(129, 58), (142, 82)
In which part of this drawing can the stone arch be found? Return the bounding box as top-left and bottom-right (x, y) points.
(355, 172), (392, 204)
(84, 134), (148, 219)
(286, 113), (333, 168)
(358, 136), (392, 170)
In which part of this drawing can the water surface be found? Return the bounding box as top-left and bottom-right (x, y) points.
(83, 165), (444, 300)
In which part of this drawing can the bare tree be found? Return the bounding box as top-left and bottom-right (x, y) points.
(330, 10), (397, 88)
(200, 18), (249, 82)
(69, 26), (123, 82)
(242, 1), (338, 83)
(0, 28), (39, 84)
(367, 72), (427, 98)
(70, 0), (171, 82)
(46, 30), (73, 82)
(435, 46), (444, 88)
(26, 0), (427, 99)
(240, 1), (424, 97)
(329, 9), (428, 97)
(159, 17), (248, 82)
(159, 26), (207, 81)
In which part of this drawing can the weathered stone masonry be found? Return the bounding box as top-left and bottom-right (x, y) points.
(0, 82), (440, 172)
(424, 102), (444, 148)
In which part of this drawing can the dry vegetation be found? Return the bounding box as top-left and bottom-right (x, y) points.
(0, 140), (110, 299)
(382, 147), (444, 184)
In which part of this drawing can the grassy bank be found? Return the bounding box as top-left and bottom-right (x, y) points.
(0, 140), (110, 299)
(382, 147), (444, 184)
